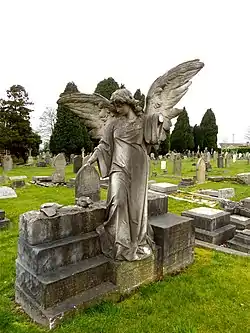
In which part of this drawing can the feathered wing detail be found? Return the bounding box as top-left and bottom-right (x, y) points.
(144, 59), (204, 135)
(57, 93), (114, 139)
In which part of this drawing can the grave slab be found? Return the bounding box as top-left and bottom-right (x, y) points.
(195, 224), (236, 244)
(227, 229), (250, 253)
(230, 215), (250, 230)
(0, 186), (17, 199)
(149, 182), (178, 194)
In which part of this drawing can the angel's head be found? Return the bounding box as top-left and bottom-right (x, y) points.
(110, 89), (142, 116)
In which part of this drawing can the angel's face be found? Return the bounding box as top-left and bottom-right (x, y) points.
(114, 102), (130, 116)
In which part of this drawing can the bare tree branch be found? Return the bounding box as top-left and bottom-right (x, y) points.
(38, 107), (56, 142)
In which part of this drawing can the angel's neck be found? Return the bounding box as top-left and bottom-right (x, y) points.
(127, 109), (137, 121)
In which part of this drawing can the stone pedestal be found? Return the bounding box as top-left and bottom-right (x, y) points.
(0, 209), (10, 229)
(230, 215), (250, 230)
(182, 207), (235, 245)
(149, 182), (178, 194)
(150, 213), (195, 275)
(227, 229), (250, 253)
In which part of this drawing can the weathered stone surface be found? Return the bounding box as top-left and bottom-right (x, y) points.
(0, 209), (10, 229)
(52, 153), (66, 183)
(241, 197), (250, 209)
(196, 158), (206, 183)
(15, 281), (118, 329)
(150, 213), (195, 274)
(108, 251), (160, 293)
(149, 182), (178, 194)
(0, 186), (17, 199)
(198, 188), (235, 199)
(32, 176), (52, 183)
(67, 178), (76, 188)
(181, 207), (231, 231)
(18, 232), (101, 274)
(16, 255), (110, 308)
(75, 165), (100, 201)
(0, 209), (5, 220)
(237, 173), (250, 185)
(100, 177), (109, 189)
(178, 177), (194, 187)
(195, 224), (236, 244)
(148, 191), (168, 216)
(19, 202), (106, 245)
(3, 155), (13, 172)
(230, 215), (250, 230)
(227, 230), (250, 253)
(9, 176), (27, 181)
(11, 180), (25, 188)
(73, 155), (82, 173)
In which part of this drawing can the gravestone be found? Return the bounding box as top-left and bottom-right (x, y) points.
(3, 155), (13, 172)
(73, 155), (82, 173)
(160, 160), (166, 171)
(75, 165), (100, 201)
(45, 151), (51, 165)
(233, 154), (237, 163)
(70, 154), (75, 164)
(173, 153), (182, 176)
(0, 209), (10, 229)
(0, 186), (17, 199)
(213, 151), (218, 161)
(217, 155), (224, 168)
(52, 153), (66, 183)
(196, 158), (206, 183)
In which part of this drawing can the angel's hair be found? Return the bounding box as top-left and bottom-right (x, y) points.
(110, 89), (142, 115)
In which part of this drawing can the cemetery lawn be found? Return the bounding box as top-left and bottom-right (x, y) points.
(1, 160), (250, 333)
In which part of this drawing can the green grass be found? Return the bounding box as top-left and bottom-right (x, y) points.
(1, 160), (250, 333)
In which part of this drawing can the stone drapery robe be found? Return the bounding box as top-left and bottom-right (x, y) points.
(95, 113), (163, 261)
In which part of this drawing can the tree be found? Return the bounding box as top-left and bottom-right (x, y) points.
(133, 89), (145, 109)
(199, 108), (218, 150)
(94, 77), (119, 99)
(170, 108), (194, 152)
(0, 85), (41, 162)
(49, 82), (93, 157)
(193, 124), (202, 151)
(38, 107), (56, 143)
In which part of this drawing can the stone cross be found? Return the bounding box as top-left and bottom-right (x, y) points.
(52, 153), (66, 183)
(196, 158), (206, 183)
(75, 165), (100, 201)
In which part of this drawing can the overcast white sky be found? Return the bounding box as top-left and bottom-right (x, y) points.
(0, 0), (249, 144)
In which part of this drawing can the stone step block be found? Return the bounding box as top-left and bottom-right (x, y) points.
(16, 254), (110, 309)
(233, 230), (250, 245)
(18, 231), (101, 274)
(148, 191), (168, 216)
(230, 215), (250, 230)
(0, 218), (10, 229)
(195, 224), (236, 245)
(150, 213), (195, 275)
(19, 202), (106, 245)
(182, 207), (231, 232)
(15, 281), (118, 329)
(227, 239), (250, 254)
(149, 182), (178, 194)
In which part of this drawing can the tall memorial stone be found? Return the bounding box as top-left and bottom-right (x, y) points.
(3, 155), (13, 172)
(75, 165), (100, 201)
(52, 153), (66, 183)
(73, 155), (82, 173)
(173, 153), (182, 176)
(196, 158), (206, 183)
(27, 149), (34, 165)
(217, 154), (224, 168)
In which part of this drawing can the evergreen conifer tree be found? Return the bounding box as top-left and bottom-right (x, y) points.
(170, 108), (194, 152)
(94, 77), (119, 99)
(199, 108), (218, 150)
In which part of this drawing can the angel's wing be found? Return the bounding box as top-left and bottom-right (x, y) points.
(144, 59), (204, 120)
(57, 92), (113, 139)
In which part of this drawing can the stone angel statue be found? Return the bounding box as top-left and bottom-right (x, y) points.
(58, 59), (204, 261)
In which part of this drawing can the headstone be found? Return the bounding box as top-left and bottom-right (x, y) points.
(160, 161), (166, 170)
(196, 158), (206, 183)
(3, 155), (13, 172)
(173, 153), (182, 176)
(233, 154), (237, 163)
(73, 155), (82, 173)
(0, 209), (10, 229)
(217, 155), (224, 168)
(70, 154), (75, 164)
(45, 151), (51, 165)
(75, 165), (100, 201)
(0, 186), (17, 199)
(52, 153), (66, 183)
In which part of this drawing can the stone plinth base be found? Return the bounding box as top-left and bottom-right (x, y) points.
(230, 215), (250, 230)
(0, 209), (10, 229)
(227, 230), (250, 253)
(181, 207), (235, 245)
(150, 213), (195, 275)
